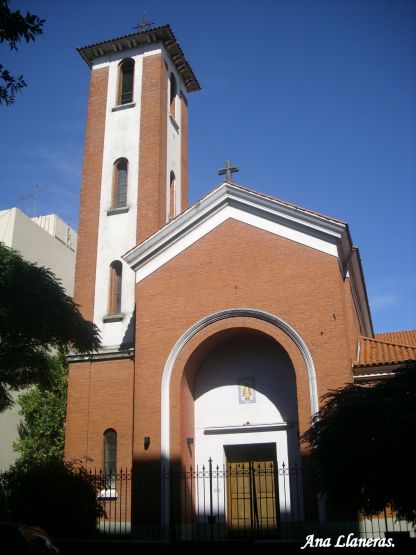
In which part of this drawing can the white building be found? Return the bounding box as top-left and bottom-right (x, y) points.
(0, 207), (77, 470)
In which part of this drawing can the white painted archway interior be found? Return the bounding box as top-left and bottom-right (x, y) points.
(194, 334), (299, 466)
(193, 334), (303, 522)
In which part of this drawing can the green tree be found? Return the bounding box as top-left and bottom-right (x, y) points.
(13, 353), (67, 463)
(0, 244), (100, 412)
(0, 0), (44, 105)
(302, 362), (416, 524)
(0, 459), (105, 538)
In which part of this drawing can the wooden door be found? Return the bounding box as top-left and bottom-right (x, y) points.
(227, 460), (278, 536)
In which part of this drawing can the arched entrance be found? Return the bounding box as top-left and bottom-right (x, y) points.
(193, 332), (300, 535)
(162, 309), (317, 537)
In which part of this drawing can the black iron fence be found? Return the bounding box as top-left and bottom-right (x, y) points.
(87, 461), (415, 542)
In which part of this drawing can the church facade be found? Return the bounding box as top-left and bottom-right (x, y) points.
(64, 25), (415, 536)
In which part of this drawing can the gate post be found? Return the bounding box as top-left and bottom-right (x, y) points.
(208, 457), (216, 540)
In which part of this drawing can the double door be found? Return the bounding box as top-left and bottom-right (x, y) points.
(227, 455), (279, 536)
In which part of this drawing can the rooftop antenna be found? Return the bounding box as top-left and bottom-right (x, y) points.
(17, 185), (47, 217)
(133, 12), (154, 33)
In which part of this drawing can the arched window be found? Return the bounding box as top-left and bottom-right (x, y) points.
(169, 73), (177, 117)
(169, 171), (176, 221)
(118, 58), (134, 105)
(112, 158), (128, 208)
(108, 261), (122, 315)
(103, 429), (117, 477)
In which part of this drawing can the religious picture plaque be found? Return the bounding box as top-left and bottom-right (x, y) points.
(238, 378), (256, 404)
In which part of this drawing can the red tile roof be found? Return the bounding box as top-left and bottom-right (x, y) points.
(375, 330), (416, 347)
(355, 333), (416, 368)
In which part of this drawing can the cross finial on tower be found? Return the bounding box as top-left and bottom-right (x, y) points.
(133, 12), (154, 33)
(218, 160), (239, 183)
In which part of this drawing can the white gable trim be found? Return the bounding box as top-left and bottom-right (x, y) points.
(123, 183), (350, 283)
(137, 205), (339, 283)
(123, 182), (372, 336)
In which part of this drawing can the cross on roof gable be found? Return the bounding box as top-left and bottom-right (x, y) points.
(122, 181), (372, 337)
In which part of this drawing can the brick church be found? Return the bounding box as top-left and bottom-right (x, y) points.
(64, 24), (416, 535)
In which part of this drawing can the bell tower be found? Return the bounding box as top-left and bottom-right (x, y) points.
(65, 26), (199, 468)
(74, 25), (200, 348)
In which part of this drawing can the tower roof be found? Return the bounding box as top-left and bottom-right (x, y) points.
(77, 24), (200, 93)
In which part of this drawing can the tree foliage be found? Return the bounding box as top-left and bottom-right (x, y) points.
(302, 362), (416, 524)
(0, 244), (100, 411)
(13, 353), (67, 463)
(0, 0), (44, 105)
(0, 459), (105, 538)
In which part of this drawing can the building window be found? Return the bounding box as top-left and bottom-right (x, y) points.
(103, 429), (117, 490)
(108, 261), (122, 315)
(169, 171), (176, 221)
(169, 73), (177, 117)
(118, 58), (134, 105)
(112, 158), (128, 208)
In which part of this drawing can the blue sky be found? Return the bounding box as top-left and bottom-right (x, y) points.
(0, 0), (415, 334)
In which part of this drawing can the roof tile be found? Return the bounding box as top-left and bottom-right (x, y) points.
(375, 330), (416, 347)
(355, 334), (416, 368)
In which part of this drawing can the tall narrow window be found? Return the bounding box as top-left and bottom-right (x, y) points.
(169, 73), (177, 117)
(118, 58), (134, 105)
(103, 429), (117, 480)
(112, 158), (128, 208)
(108, 261), (122, 315)
(169, 171), (176, 221)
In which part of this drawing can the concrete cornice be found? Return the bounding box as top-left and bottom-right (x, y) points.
(123, 182), (349, 271)
(353, 364), (400, 382)
(67, 347), (134, 363)
(203, 422), (294, 434)
(347, 248), (373, 337)
(77, 24), (200, 93)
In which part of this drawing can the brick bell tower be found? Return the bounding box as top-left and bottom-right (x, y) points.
(65, 25), (200, 469)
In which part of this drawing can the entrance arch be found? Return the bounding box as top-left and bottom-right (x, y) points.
(161, 308), (318, 462)
(160, 308), (317, 530)
(193, 332), (301, 534)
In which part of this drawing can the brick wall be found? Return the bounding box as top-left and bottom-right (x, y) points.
(137, 54), (168, 243)
(73, 67), (108, 321)
(132, 218), (358, 464)
(65, 358), (134, 469)
(343, 276), (362, 361)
